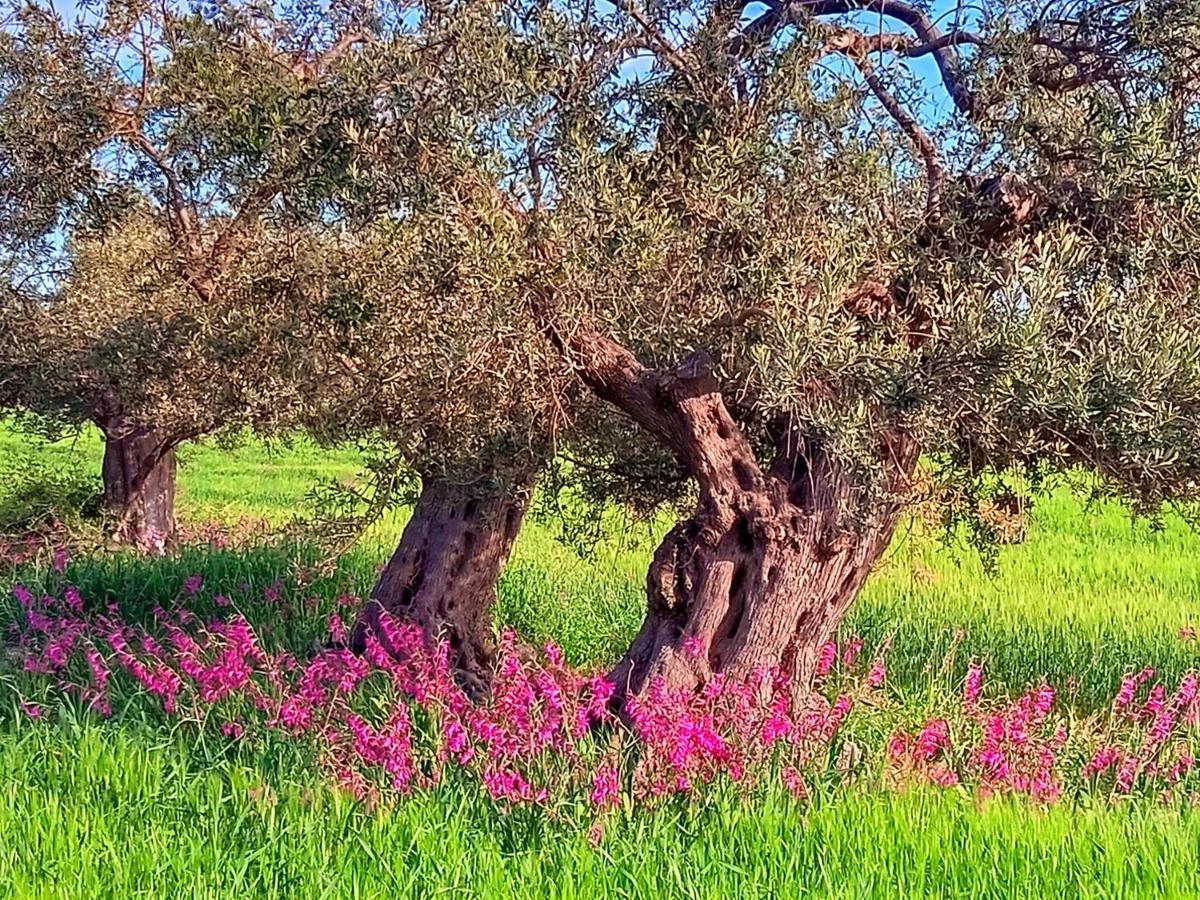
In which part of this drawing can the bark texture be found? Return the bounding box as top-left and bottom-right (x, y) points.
(100, 423), (178, 554)
(530, 285), (916, 701)
(609, 428), (915, 700)
(351, 472), (534, 697)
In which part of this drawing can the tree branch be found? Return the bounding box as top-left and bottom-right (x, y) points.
(114, 120), (212, 296)
(614, 0), (694, 77)
(848, 47), (945, 223)
(290, 30), (372, 80)
(732, 0), (980, 115)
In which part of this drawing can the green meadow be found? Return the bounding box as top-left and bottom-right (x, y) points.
(2, 425), (1200, 898)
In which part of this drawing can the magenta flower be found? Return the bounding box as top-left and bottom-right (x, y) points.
(543, 641), (565, 667)
(815, 642), (837, 678)
(19, 701), (44, 720)
(963, 662), (983, 709)
(867, 660), (886, 688)
(781, 767), (806, 799)
(21, 580), (1200, 818)
(1114, 675), (1137, 712)
(886, 732), (911, 762)
(1085, 746), (1120, 778)
(842, 636), (863, 667)
(589, 766), (619, 808)
(1169, 753), (1194, 783)
(64, 586), (83, 613)
(915, 719), (950, 761)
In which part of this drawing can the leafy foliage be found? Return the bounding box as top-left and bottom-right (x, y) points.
(0, 451), (100, 534)
(2, 0), (1199, 543)
(0, 1), (359, 451)
(307, 0), (1200, 525)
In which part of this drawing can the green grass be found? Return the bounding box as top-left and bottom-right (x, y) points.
(7, 720), (1200, 899)
(2, 423), (1200, 897)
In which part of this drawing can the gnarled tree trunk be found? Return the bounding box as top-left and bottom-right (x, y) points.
(609, 429), (915, 701)
(350, 471), (535, 697)
(100, 423), (178, 554)
(529, 288), (916, 702)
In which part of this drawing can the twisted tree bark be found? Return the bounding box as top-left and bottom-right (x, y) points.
(529, 283), (915, 701)
(609, 406), (915, 700)
(350, 471), (535, 697)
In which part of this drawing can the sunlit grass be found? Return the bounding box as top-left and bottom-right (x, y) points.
(4, 719), (1200, 898)
(2, 422), (1200, 897)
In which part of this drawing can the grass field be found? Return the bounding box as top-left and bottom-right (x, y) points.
(2, 424), (1200, 898)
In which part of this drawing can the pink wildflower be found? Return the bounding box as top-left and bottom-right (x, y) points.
(867, 660), (886, 688)
(815, 642), (837, 678)
(1115, 756), (1139, 794)
(63, 586), (83, 613)
(915, 719), (950, 761)
(1032, 684), (1055, 721)
(1085, 746), (1120, 778)
(1114, 675), (1137, 712)
(963, 662), (983, 709)
(781, 766), (806, 799)
(763, 704), (791, 744)
(589, 766), (620, 808)
(887, 731), (911, 762)
(543, 641), (565, 667)
(842, 636), (863, 667)
(1169, 753), (1195, 784)
(328, 614), (347, 645)
(19, 702), (44, 720)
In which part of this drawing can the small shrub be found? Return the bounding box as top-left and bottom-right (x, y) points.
(0, 456), (102, 536)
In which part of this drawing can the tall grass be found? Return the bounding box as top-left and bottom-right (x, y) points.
(5, 719), (1200, 898)
(2, 423), (1200, 897)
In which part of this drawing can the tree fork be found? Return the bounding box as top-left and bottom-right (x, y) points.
(529, 283), (915, 700)
(609, 428), (916, 702)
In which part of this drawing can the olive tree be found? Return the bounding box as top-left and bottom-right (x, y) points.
(303, 225), (566, 695)
(0, 211), (328, 547)
(545, 0), (1200, 699)
(326, 0), (1200, 700)
(0, 1), (568, 686)
(0, 1), (367, 549)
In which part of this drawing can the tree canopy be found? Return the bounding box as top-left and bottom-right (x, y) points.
(327, 0), (1200, 511)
